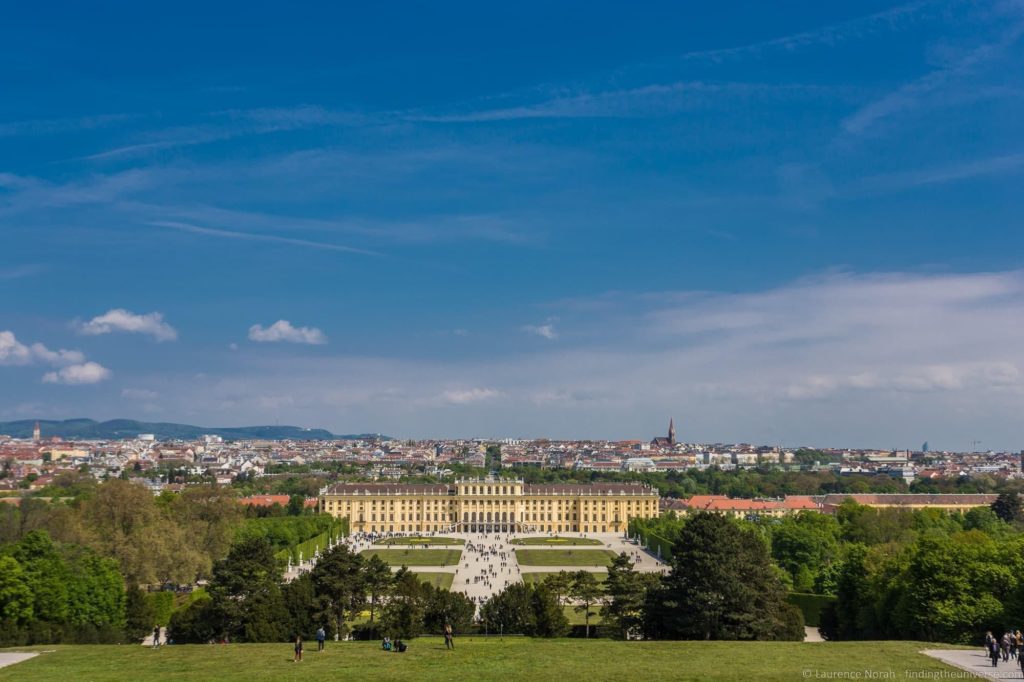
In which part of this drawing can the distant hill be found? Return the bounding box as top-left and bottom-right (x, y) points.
(0, 418), (384, 441)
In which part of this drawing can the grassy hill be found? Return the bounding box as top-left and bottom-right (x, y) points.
(0, 639), (970, 681)
(0, 418), (384, 441)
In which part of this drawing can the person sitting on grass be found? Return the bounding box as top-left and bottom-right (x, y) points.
(382, 637), (392, 651)
(394, 639), (407, 653)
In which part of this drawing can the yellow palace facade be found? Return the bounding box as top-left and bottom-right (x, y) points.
(319, 479), (660, 534)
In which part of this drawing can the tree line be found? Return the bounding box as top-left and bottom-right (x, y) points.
(168, 540), (475, 643)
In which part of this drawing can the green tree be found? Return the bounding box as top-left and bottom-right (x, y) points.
(125, 584), (155, 642)
(890, 532), (1018, 643)
(310, 544), (365, 639)
(0, 556), (33, 624)
(206, 537), (287, 642)
(530, 583), (569, 637)
(602, 553), (651, 639)
(8, 531), (71, 624)
(480, 583), (535, 634)
(379, 568), (426, 639)
(423, 585), (475, 635)
(570, 570), (604, 638)
(363, 554), (393, 623)
(172, 485), (242, 566)
(541, 571), (573, 606)
(963, 506), (1004, 534)
(769, 511), (840, 591)
(282, 573), (318, 639)
(992, 492), (1022, 523)
(645, 512), (798, 641)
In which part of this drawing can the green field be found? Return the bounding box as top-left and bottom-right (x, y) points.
(373, 536), (465, 546)
(0, 639), (974, 681)
(413, 572), (455, 589)
(515, 549), (618, 567)
(510, 536), (604, 546)
(360, 549), (462, 566)
(521, 571), (607, 586)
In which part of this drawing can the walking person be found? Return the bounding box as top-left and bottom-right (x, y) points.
(444, 622), (454, 650)
(316, 626), (326, 652)
(990, 636), (1001, 667)
(152, 626), (161, 648)
(1002, 632), (1011, 662)
(293, 635), (303, 663)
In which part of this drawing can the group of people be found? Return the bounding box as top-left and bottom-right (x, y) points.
(985, 630), (1024, 669)
(462, 535), (518, 599)
(380, 637), (407, 652)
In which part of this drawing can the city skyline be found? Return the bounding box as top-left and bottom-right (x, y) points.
(2, 2), (1023, 450)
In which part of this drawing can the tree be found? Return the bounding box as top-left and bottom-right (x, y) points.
(172, 485), (242, 566)
(0, 556), (33, 625)
(769, 512), (840, 592)
(828, 544), (878, 640)
(890, 532), (1017, 643)
(530, 583), (569, 637)
(8, 531), (71, 624)
(645, 512), (799, 641)
(480, 583), (535, 634)
(570, 571), (603, 638)
(363, 554), (393, 623)
(310, 544), (365, 640)
(992, 492), (1022, 523)
(282, 573), (317, 639)
(541, 571), (572, 606)
(287, 495), (306, 516)
(206, 537), (287, 642)
(423, 586), (475, 635)
(379, 568), (426, 639)
(963, 506), (1004, 534)
(125, 584), (155, 642)
(602, 553), (652, 639)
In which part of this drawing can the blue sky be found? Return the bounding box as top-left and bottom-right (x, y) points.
(2, 1), (1023, 449)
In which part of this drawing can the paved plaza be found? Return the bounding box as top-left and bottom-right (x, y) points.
(338, 531), (669, 609)
(924, 648), (1024, 680)
(0, 653), (38, 669)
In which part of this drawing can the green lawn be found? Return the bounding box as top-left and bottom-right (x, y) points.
(521, 571), (607, 586)
(510, 536), (604, 546)
(0, 639), (977, 681)
(373, 536), (465, 546)
(515, 549), (618, 567)
(413, 572), (455, 590)
(360, 549), (462, 566)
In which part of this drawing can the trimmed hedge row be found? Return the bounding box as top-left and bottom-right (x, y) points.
(787, 592), (836, 628)
(274, 517), (347, 564)
(629, 518), (676, 560)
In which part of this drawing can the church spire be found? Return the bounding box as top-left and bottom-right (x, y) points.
(668, 418), (676, 445)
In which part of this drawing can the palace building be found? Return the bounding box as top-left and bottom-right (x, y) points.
(319, 478), (661, 534)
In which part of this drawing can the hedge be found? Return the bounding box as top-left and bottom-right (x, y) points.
(787, 592), (836, 628)
(147, 591), (175, 627)
(274, 516), (347, 565)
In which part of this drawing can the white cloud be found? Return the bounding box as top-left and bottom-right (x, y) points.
(0, 331), (85, 366)
(524, 323), (558, 340)
(43, 362), (112, 385)
(0, 331), (32, 365)
(79, 308), (178, 341)
(36, 270), (1024, 449)
(248, 320), (327, 345)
